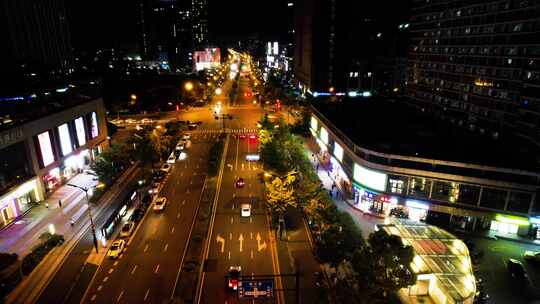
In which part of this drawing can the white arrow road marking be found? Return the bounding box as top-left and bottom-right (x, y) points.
(163, 243), (168, 252)
(154, 264), (160, 273)
(131, 265), (137, 275)
(144, 244), (149, 252)
(216, 234), (225, 253)
(239, 234), (244, 252)
(256, 233), (267, 252)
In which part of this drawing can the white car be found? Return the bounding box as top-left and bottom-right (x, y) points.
(153, 197), (167, 211)
(240, 204), (251, 217)
(141, 118), (152, 124)
(167, 153), (176, 164)
(175, 143), (185, 151)
(149, 182), (160, 194)
(107, 240), (126, 259)
(119, 222), (135, 238)
(524, 251), (540, 262)
(160, 163), (171, 173)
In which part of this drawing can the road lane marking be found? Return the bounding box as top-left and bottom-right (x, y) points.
(250, 217), (253, 223)
(91, 295), (96, 301)
(228, 251), (231, 260)
(181, 200), (186, 205)
(216, 234), (225, 253)
(239, 234), (244, 252)
(103, 276), (108, 282)
(144, 289), (150, 301)
(190, 179), (193, 185)
(144, 244), (149, 252)
(154, 264), (160, 273)
(97, 285), (102, 291)
(230, 232), (233, 240)
(250, 232), (253, 240)
(164, 243), (169, 252)
(177, 212), (181, 219)
(171, 226), (175, 233)
(230, 216), (234, 224)
(113, 261), (118, 266)
(131, 265), (138, 275)
(232, 203), (235, 209)
(251, 250), (254, 259)
(180, 172), (184, 177)
(256, 233), (267, 252)
(116, 290), (124, 302)
(235, 136), (240, 169)
(108, 268), (114, 274)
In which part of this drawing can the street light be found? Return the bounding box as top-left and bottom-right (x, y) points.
(184, 82), (193, 91)
(67, 183), (99, 253)
(215, 88), (222, 95)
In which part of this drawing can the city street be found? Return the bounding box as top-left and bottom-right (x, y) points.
(81, 135), (211, 303)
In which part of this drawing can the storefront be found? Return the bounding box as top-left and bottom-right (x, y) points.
(63, 150), (90, 179)
(489, 214), (530, 237)
(405, 199), (429, 222)
(0, 178), (40, 228)
(328, 155), (352, 194)
(530, 217), (540, 239)
(42, 167), (61, 193)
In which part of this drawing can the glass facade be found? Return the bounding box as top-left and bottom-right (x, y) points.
(0, 141), (33, 193)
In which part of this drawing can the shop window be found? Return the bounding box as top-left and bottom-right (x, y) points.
(506, 192), (532, 213)
(388, 176), (408, 194)
(409, 177), (431, 198)
(431, 181), (456, 201)
(479, 188), (507, 210)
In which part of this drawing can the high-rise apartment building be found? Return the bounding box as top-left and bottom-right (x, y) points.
(136, 0), (208, 70)
(407, 0), (540, 143)
(0, 0), (74, 76)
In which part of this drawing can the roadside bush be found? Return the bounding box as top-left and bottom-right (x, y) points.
(21, 233), (64, 276)
(0, 253), (17, 269)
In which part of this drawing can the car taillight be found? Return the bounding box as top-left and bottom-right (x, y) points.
(228, 282), (233, 287)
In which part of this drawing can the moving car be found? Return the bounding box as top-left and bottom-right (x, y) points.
(182, 134), (191, 140)
(175, 143), (185, 151)
(107, 240), (126, 259)
(226, 266), (242, 291)
(240, 204), (251, 217)
(149, 182), (160, 195)
(160, 163), (171, 173)
(167, 153), (176, 164)
(130, 209), (145, 222)
(524, 251), (540, 262)
(119, 222), (135, 238)
(235, 177), (245, 188)
(239, 134), (246, 139)
(153, 197), (167, 211)
(188, 123), (198, 130)
(507, 259), (528, 281)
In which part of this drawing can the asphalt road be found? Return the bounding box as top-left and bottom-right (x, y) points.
(81, 134), (213, 304)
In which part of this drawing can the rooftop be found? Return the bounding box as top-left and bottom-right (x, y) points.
(381, 219), (476, 303)
(313, 98), (540, 171)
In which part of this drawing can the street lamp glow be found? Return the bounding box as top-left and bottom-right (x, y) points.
(184, 82), (193, 91)
(131, 94), (137, 100)
(215, 88), (222, 95)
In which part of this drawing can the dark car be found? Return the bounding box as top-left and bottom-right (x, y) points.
(507, 259), (528, 281)
(153, 171), (166, 182)
(226, 266), (242, 292)
(130, 208), (145, 222)
(235, 177), (245, 188)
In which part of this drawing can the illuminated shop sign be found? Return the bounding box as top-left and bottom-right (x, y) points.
(406, 199), (430, 210)
(90, 112), (99, 138)
(310, 116), (318, 131)
(58, 123), (73, 156)
(320, 127), (329, 144)
(353, 164), (387, 192)
(334, 143), (343, 162)
(75, 117), (86, 146)
(495, 214), (529, 226)
(37, 131), (55, 167)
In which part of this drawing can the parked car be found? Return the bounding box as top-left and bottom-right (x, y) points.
(167, 153), (176, 164)
(149, 182), (160, 195)
(507, 259), (528, 281)
(119, 222), (135, 238)
(130, 208), (145, 222)
(161, 163), (171, 173)
(153, 197), (167, 211)
(188, 123), (197, 130)
(107, 240), (126, 259)
(524, 251), (540, 262)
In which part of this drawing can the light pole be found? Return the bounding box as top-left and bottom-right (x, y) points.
(67, 183), (99, 253)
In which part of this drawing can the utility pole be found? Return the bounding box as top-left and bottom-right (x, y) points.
(67, 184), (99, 253)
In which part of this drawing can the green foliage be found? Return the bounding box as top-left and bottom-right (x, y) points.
(290, 109), (311, 137)
(21, 233), (64, 276)
(208, 138), (225, 176)
(90, 143), (133, 185)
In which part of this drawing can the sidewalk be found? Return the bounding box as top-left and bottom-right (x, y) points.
(0, 173), (97, 257)
(304, 142), (384, 238)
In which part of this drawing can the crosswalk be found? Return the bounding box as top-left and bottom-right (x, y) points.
(186, 128), (258, 134)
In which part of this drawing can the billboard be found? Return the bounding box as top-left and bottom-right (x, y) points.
(89, 112), (99, 139)
(75, 117), (86, 146)
(353, 164), (387, 192)
(193, 48), (221, 71)
(37, 131), (55, 167)
(57, 123), (73, 156)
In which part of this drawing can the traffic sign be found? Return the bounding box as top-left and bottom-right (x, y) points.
(238, 280), (274, 299)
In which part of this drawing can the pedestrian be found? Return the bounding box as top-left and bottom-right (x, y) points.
(58, 200), (62, 208)
(329, 189), (333, 197)
(331, 182), (336, 190)
(45, 202), (49, 209)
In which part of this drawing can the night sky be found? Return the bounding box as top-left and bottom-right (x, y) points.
(66, 0), (289, 52)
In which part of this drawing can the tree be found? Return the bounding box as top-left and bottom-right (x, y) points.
(352, 230), (416, 299)
(265, 171), (298, 238)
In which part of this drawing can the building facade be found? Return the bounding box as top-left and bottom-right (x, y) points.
(310, 106), (540, 239)
(407, 0), (540, 144)
(1, 0), (74, 76)
(0, 99), (108, 228)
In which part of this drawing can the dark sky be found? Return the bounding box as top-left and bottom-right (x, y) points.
(66, 0), (289, 52)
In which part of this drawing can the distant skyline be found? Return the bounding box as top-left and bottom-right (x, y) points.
(66, 0), (290, 53)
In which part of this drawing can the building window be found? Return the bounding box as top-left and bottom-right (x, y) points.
(480, 188), (507, 210)
(431, 181), (456, 201)
(506, 192), (532, 213)
(388, 176), (407, 194)
(456, 184), (480, 205)
(409, 177), (431, 198)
